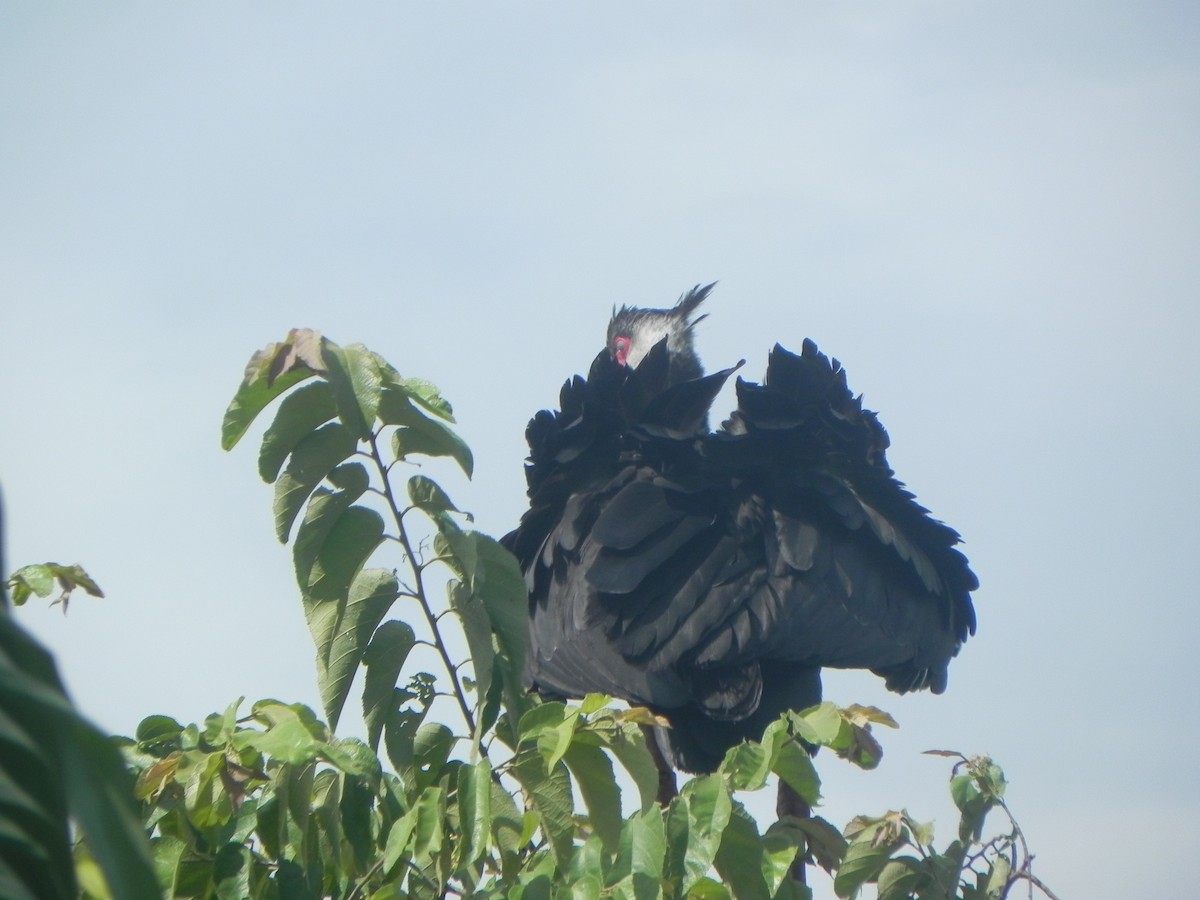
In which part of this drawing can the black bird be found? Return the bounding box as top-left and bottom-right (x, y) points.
(504, 285), (977, 778)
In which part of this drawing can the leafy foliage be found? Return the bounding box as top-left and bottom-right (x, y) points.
(0, 548), (158, 899)
(1, 328), (1057, 899)
(832, 750), (1051, 900)
(6, 562), (105, 613)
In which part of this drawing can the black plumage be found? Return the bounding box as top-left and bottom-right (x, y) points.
(504, 285), (978, 773)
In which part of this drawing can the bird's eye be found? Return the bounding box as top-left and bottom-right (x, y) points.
(612, 336), (631, 365)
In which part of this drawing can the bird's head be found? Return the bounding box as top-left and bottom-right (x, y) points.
(607, 283), (714, 385)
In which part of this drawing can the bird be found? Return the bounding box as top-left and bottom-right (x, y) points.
(503, 284), (978, 783)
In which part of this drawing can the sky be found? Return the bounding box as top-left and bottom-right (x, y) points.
(2, 4), (1198, 897)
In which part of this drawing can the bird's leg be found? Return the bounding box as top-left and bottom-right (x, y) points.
(640, 724), (678, 806)
(776, 779), (811, 886)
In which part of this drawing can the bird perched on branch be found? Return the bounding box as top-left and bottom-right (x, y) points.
(504, 284), (978, 779)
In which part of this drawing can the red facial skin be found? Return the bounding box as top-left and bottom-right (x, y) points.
(612, 335), (631, 366)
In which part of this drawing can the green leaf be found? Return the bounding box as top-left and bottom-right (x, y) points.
(667, 774), (732, 894)
(380, 383), (472, 476)
(836, 720), (885, 771)
(382, 804), (418, 877)
(393, 375), (456, 422)
(135, 714), (184, 746)
(449, 580), (496, 729)
(65, 722), (160, 899)
(272, 422), (358, 542)
(271, 859), (309, 899)
(57, 563), (103, 598)
(326, 736), (382, 781)
(312, 770), (346, 879)
(6, 562), (52, 606)
(317, 568), (399, 731)
(407, 474), (464, 517)
(950, 773), (980, 813)
(565, 873), (603, 900)
(412, 723), (456, 790)
(0, 610), (157, 900)
(324, 342), (386, 439)
(203, 699), (244, 748)
(518, 701), (568, 744)
(566, 833), (605, 884)
(439, 530), (529, 724)
(258, 381), (338, 483)
(876, 857), (927, 900)
(234, 702), (325, 766)
(410, 784), (447, 873)
(536, 717), (577, 773)
(833, 836), (903, 899)
(579, 693), (610, 715)
(713, 801), (770, 900)
(975, 758), (1007, 800)
(434, 513), (474, 574)
(511, 753), (575, 871)
(384, 706), (430, 775)
(478, 669), (506, 739)
(788, 702), (843, 747)
(489, 775), (525, 877)
(951, 771), (994, 843)
(474, 535), (529, 653)
(292, 463), (370, 596)
(843, 705), (899, 730)
(786, 703), (891, 773)
(772, 738), (821, 807)
(180, 751), (232, 827)
(363, 621), (417, 751)
(710, 801), (777, 900)
(222, 329), (325, 451)
(903, 811), (935, 848)
(685, 877), (731, 900)
(985, 854), (1012, 897)
(607, 723), (661, 813)
(563, 741), (622, 852)
(301, 505), (384, 602)
(391, 422), (474, 478)
(74, 844), (111, 899)
(513, 850), (556, 900)
(6, 562), (104, 609)
(212, 843), (252, 900)
(720, 739), (771, 792)
(377, 384), (429, 427)
(149, 835), (187, 896)
(454, 758), (492, 870)
(297, 505), (387, 713)
(759, 820), (808, 897)
(613, 806), (667, 894)
(789, 815), (847, 875)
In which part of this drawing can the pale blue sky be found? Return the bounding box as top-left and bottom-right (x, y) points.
(2, 4), (1197, 897)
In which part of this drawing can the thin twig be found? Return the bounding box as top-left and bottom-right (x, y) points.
(1016, 869), (1062, 900)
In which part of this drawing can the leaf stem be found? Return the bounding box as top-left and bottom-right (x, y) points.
(367, 432), (479, 742)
